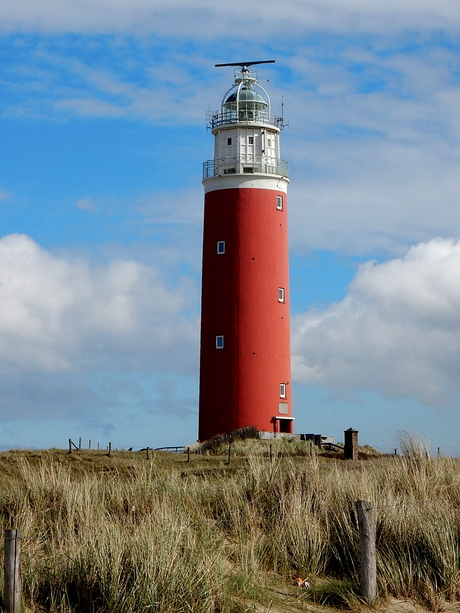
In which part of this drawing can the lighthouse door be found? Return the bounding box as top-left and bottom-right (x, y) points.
(279, 419), (291, 434)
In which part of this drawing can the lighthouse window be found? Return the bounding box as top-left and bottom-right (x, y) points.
(278, 402), (289, 415)
(248, 136), (254, 145)
(217, 241), (225, 255)
(227, 137), (232, 146)
(278, 287), (285, 303)
(216, 335), (224, 349)
(276, 195), (283, 210)
(280, 383), (287, 398)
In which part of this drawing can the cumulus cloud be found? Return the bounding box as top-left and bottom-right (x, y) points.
(292, 237), (460, 407)
(0, 233), (198, 376)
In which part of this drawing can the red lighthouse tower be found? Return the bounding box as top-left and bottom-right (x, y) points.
(199, 61), (292, 441)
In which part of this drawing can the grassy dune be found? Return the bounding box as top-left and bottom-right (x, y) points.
(0, 437), (458, 612)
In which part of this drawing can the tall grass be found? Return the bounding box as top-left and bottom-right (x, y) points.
(0, 441), (459, 611)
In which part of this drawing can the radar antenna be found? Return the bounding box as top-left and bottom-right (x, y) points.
(215, 60), (275, 70)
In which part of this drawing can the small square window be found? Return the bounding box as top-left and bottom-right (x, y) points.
(216, 335), (224, 349)
(217, 241), (225, 255)
(280, 383), (286, 398)
(278, 287), (285, 303)
(227, 137), (232, 146)
(276, 195), (283, 210)
(248, 136), (254, 145)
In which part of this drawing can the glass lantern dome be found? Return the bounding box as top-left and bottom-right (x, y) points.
(223, 86), (268, 121)
(208, 63), (285, 130)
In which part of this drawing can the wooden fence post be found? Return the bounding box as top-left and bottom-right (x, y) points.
(355, 500), (376, 604)
(226, 445), (231, 465)
(146, 447), (149, 460)
(4, 529), (21, 613)
(108, 442), (112, 457)
(68, 439), (79, 453)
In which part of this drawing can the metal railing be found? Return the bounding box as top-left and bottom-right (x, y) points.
(208, 111), (284, 130)
(203, 159), (289, 180)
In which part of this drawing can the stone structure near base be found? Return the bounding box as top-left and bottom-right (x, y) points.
(344, 428), (358, 460)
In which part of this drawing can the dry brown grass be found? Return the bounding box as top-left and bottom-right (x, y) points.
(0, 438), (458, 612)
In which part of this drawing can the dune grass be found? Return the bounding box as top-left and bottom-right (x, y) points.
(0, 439), (458, 611)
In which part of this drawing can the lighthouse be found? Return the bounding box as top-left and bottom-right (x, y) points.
(198, 61), (292, 442)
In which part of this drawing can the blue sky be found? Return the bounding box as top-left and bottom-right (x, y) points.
(2, 2), (460, 454)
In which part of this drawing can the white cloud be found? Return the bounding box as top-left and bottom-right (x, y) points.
(0, 233), (199, 376)
(1, 40), (216, 124)
(292, 237), (460, 407)
(288, 136), (460, 256)
(1, 0), (460, 36)
(283, 44), (460, 256)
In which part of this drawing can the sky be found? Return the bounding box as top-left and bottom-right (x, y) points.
(2, 1), (460, 454)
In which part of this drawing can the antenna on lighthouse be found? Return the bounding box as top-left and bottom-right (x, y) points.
(215, 60), (275, 83)
(215, 60), (275, 70)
